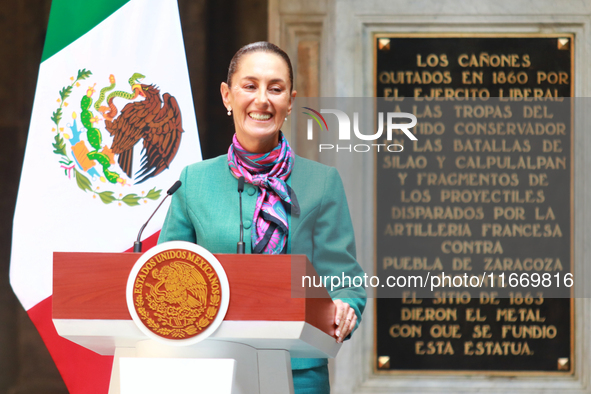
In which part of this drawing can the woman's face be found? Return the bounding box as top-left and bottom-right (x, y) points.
(221, 52), (296, 153)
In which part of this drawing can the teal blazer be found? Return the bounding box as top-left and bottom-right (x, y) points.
(158, 154), (366, 370)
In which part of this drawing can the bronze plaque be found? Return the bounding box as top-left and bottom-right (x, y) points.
(374, 34), (573, 374)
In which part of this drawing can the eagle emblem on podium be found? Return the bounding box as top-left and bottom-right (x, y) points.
(150, 262), (207, 312)
(132, 250), (222, 339)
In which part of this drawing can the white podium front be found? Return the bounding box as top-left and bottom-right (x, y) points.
(119, 358), (235, 394)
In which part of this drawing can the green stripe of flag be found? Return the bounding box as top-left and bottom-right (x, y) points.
(41, 0), (130, 62)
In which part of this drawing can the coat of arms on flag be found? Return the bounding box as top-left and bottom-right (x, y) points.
(51, 69), (184, 206)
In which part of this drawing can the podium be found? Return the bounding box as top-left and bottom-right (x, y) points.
(53, 251), (340, 394)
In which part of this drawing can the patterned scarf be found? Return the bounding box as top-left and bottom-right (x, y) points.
(227, 133), (300, 254)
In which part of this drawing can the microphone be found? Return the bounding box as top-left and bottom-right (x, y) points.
(237, 176), (245, 254)
(133, 180), (182, 253)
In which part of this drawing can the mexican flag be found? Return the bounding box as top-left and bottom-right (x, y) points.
(10, 0), (201, 392)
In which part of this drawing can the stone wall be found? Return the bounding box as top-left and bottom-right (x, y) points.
(269, 1), (591, 393)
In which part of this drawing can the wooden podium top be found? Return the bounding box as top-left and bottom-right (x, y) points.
(53, 252), (336, 338)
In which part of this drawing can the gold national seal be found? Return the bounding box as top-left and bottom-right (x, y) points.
(132, 248), (222, 340)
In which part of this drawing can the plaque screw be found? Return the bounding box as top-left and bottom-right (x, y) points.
(557, 357), (570, 371)
(558, 38), (570, 50)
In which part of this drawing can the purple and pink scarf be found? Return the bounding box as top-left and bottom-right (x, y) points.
(227, 133), (300, 254)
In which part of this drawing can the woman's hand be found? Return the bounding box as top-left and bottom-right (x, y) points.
(333, 299), (357, 343)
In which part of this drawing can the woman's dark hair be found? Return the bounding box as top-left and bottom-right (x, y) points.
(226, 41), (294, 92)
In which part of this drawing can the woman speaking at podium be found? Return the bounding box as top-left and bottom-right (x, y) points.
(159, 41), (366, 393)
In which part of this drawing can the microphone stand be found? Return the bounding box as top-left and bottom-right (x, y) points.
(133, 180), (182, 253)
(237, 176), (245, 254)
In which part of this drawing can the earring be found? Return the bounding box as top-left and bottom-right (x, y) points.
(285, 117), (288, 121)
(227, 108), (232, 116)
